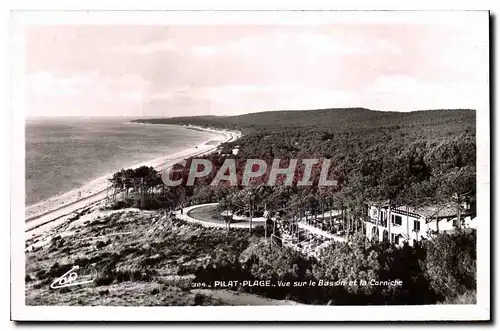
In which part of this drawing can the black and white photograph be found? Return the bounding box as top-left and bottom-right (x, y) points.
(9, 8), (490, 322)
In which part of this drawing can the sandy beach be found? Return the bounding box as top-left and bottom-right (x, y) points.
(25, 125), (241, 236)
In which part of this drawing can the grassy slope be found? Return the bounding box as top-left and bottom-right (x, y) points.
(25, 206), (294, 306)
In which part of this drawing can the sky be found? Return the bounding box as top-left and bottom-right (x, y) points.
(24, 20), (488, 117)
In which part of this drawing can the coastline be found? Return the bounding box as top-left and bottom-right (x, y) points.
(25, 124), (241, 234)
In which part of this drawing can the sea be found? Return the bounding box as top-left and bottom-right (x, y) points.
(25, 117), (220, 206)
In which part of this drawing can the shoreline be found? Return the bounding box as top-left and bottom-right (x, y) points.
(26, 124), (229, 212)
(25, 124), (241, 233)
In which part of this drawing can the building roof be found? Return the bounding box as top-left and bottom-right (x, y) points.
(414, 204), (458, 219)
(368, 201), (463, 220)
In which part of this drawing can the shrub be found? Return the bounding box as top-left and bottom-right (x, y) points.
(423, 229), (476, 301)
(438, 290), (476, 305)
(94, 270), (115, 286)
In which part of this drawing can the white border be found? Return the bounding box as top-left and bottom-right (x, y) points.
(9, 9), (490, 322)
(6, 10), (492, 26)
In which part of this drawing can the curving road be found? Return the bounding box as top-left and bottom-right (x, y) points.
(175, 203), (346, 243)
(175, 203), (266, 229)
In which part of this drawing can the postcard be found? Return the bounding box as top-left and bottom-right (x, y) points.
(10, 9), (490, 322)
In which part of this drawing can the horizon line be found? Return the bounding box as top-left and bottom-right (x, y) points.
(26, 107), (476, 119)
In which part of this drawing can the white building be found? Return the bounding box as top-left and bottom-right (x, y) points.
(364, 202), (475, 246)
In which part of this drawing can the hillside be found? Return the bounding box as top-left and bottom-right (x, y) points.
(134, 108), (476, 209)
(133, 108), (475, 133)
(25, 205), (300, 306)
